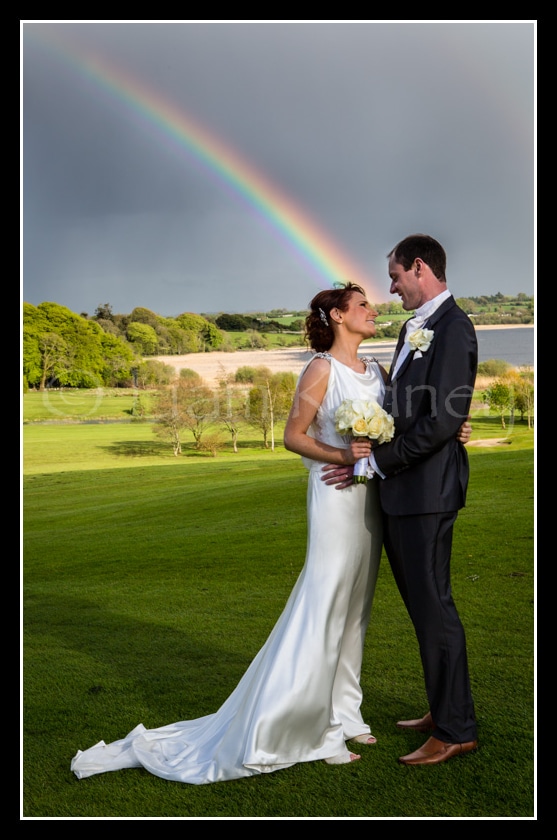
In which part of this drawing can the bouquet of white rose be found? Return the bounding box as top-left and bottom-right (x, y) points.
(334, 398), (395, 484)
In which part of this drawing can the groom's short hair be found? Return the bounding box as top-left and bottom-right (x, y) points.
(388, 234), (447, 282)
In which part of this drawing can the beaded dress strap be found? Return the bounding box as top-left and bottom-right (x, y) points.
(312, 352), (379, 366)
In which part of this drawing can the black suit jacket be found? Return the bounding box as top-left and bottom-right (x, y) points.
(374, 296), (478, 516)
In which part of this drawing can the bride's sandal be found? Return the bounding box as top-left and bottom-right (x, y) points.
(349, 733), (377, 745)
(324, 751), (361, 765)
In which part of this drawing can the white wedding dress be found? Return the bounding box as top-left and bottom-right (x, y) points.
(71, 355), (385, 784)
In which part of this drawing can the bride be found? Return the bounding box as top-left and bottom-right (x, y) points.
(71, 283), (468, 784)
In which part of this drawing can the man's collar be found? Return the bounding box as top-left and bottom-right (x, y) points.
(415, 288), (451, 320)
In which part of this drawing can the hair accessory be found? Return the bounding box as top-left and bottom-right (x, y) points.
(318, 307), (329, 327)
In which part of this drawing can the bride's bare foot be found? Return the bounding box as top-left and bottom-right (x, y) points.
(324, 751), (361, 765)
(349, 733), (377, 745)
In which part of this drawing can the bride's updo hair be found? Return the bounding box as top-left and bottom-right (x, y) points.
(305, 282), (367, 353)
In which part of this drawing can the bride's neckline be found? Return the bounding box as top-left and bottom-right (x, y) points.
(328, 353), (368, 374)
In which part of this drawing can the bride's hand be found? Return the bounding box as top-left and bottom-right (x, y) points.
(457, 416), (473, 444)
(349, 436), (372, 461)
(321, 438), (371, 489)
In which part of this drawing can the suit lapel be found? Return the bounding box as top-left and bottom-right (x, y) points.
(388, 318), (413, 384)
(392, 346), (414, 382)
(388, 296), (456, 384)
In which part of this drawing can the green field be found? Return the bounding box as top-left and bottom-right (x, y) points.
(22, 393), (535, 818)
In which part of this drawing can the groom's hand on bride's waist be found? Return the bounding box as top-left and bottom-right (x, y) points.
(321, 464), (355, 489)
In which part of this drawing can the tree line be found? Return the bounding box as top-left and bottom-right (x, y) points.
(23, 294), (534, 392)
(23, 299), (534, 455)
(23, 301), (227, 391)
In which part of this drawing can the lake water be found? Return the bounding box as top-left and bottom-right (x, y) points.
(474, 328), (534, 367)
(363, 327), (534, 369)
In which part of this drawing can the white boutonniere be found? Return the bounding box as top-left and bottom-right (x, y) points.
(408, 328), (434, 353)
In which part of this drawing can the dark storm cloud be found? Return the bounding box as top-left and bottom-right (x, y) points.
(22, 20), (535, 316)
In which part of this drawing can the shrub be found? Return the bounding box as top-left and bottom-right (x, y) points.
(235, 366), (258, 383)
(477, 359), (512, 377)
(136, 359), (175, 388)
(179, 368), (202, 382)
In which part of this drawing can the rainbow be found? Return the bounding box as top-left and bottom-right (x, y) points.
(24, 26), (385, 302)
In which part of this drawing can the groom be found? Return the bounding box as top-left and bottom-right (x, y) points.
(325, 233), (478, 765)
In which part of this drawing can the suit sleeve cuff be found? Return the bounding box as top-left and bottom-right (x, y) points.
(369, 452), (386, 480)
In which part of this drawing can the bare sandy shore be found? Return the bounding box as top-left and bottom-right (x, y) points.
(154, 324), (533, 387)
(154, 347), (328, 386)
(474, 324), (534, 331)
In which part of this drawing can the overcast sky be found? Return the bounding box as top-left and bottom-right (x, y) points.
(22, 20), (535, 317)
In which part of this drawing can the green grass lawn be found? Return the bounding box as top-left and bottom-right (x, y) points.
(22, 395), (535, 818)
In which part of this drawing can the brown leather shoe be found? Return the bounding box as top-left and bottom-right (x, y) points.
(396, 711), (434, 733)
(399, 736), (478, 766)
